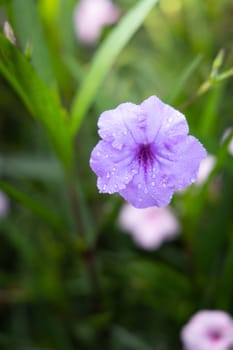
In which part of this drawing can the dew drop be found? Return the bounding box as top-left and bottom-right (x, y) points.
(97, 152), (100, 157)
(103, 184), (107, 191)
(152, 182), (155, 186)
(144, 188), (148, 194)
(137, 183), (142, 189)
(152, 174), (156, 179)
(168, 117), (173, 123)
(106, 172), (110, 178)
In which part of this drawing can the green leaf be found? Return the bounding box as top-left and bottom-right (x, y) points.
(57, 0), (77, 56)
(199, 84), (224, 136)
(167, 54), (203, 104)
(217, 232), (233, 309)
(0, 34), (73, 172)
(0, 180), (65, 231)
(125, 259), (192, 320)
(0, 154), (64, 181)
(11, 0), (57, 89)
(0, 220), (36, 265)
(217, 68), (233, 81)
(70, 0), (159, 137)
(112, 326), (153, 350)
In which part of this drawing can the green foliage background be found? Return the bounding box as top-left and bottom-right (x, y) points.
(0, 0), (232, 349)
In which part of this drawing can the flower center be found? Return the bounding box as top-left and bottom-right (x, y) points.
(207, 329), (222, 342)
(137, 143), (154, 168)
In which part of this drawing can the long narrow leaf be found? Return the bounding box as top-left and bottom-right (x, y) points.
(11, 0), (57, 89)
(0, 154), (64, 181)
(70, 0), (159, 137)
(167, 54), (203, 104)
(0, 181), (65, 231)
(0, 34), (73, 172)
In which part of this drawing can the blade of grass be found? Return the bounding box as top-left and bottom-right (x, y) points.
(0, 181), (65, 232)
(199, 84), (224, 137)
(167, 54), (203, 104)
(70, 0), (159, 137)
(112, 326), (153, 350)
(0, 34), (73, 173)
(0, 154), (64, 182)
(11, 0), (57, 90)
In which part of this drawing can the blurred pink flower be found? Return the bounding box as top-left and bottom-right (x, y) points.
(181, 310), (233, 350)
(118, 204), (180, 250)
(73, 0), (120, 45)
(0, 191), (9, 217)
(196, 154), (216, 185)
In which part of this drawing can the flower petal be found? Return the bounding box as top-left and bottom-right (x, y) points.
(156, 135), (207, 190)
(98, 102), (146, 149)
(90, 140), (137, 193)
(140, 96), (189, 143)
(119, 165), (174, 208)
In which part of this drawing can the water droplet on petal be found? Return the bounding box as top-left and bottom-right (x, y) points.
(144, 188), (148, 194)
(103, 184), (107, 190)
(106, 172), (110, 178)
(97, 152), (100, 157)
(137, 183), (142, 189)
(152, 182), (155, 186)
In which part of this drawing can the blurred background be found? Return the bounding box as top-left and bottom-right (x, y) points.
(0, 0), (233, 349)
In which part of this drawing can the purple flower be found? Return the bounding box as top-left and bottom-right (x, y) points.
(118, 204), (180, 250)
(181, 310), (233, 350)
(90, 95), (207, 208)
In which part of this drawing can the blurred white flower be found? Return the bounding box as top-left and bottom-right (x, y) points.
(196, 154), (216, 185)
(3, 21), (16, 45)
(73, 0), (120, 45)
(0, 191), (9, 217)
(222, 127), (233, 156)
(118, 204), (180, 250)
(181, 310), (233, 350)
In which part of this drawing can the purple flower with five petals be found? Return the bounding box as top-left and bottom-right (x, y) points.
(90, 95), (207, 208)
